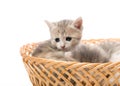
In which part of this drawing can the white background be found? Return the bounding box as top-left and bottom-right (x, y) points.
(0, 0), (120, 86)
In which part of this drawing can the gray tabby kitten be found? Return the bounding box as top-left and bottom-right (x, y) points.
(32, 17), (120, 62)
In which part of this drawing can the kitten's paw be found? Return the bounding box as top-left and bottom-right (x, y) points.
(65, 52), (72, 57)
(65, 52), (76, 61)
(110, 50), (120, 62)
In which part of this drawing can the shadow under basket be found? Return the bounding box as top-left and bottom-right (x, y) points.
(20, 38), (120, 86)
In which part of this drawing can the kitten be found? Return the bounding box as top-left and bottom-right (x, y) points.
(32, 17), (120, 62)
(32, 17), (83, 61)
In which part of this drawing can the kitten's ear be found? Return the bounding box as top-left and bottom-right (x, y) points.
(73, 17), (83, 29)
(45, 20), (54, 29)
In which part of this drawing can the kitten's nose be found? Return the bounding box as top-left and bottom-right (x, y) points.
(61, 45), (65, 49)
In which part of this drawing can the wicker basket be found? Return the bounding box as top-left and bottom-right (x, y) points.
(20, 39), (120, 86)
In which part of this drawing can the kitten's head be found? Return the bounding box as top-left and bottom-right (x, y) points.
(45, 17), (83, 51)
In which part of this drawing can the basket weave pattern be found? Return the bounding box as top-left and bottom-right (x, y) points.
(20, 39), (120, 86)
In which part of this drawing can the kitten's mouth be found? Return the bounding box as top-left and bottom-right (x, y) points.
(57, 47), (70, 51)
(61, 48), (70, 51)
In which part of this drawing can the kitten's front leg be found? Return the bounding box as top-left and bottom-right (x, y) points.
(46, 51), (66, 61)
(65, 52), (77, 61)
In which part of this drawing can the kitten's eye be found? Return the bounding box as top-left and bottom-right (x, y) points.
(55, 38), (60, 42)
(66, 37), (72, 41)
